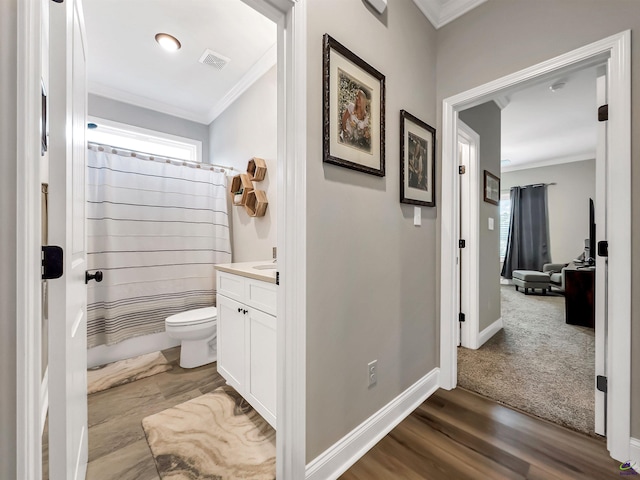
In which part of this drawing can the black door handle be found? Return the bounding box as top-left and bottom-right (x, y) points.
(85, 270), (103, 284)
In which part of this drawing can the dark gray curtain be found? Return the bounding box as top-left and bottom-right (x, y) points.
(501, 185), (551, 279)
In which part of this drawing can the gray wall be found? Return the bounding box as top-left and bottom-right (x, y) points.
(502, 160), (596, 264)
(88, 94), (210, 162)
(209, 66), (277, 262)
(306, 0), (438, 461)
(459, 102), (501, 332)
(0, 0), (18, 477)
(436, 0), (640, 438)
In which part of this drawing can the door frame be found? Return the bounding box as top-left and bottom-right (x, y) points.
(439, 30), (631, 462)
(16, 0), (44, 478)
(16, 0), (308, 478)
(457, 120), (480, 349)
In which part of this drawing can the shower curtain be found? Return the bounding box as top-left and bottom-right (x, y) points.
(86, 146), (232, 347)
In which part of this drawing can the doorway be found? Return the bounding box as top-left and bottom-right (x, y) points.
(20, 0), (307, 478)
(440, 31), (631, 462)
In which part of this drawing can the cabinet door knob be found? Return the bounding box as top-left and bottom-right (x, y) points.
(237, 307), (242, 313)
(243, 309), (248, 314)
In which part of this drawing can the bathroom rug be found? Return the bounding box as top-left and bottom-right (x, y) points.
(87, 350), (173, 394)
(142, 385), (275, 479)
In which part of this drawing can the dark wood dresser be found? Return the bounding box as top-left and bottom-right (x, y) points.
(564, 264), (595, 328)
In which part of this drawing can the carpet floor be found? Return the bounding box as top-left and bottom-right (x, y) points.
(142, 385), (276, 479)
(458, 285), (596, 436)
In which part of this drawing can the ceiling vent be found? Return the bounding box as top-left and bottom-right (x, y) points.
(199, 49), (231, 70)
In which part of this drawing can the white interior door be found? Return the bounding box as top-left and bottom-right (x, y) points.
(457, 120), (480, 349)
(594, 71), (607, 437)
(48, 0), (89, 478)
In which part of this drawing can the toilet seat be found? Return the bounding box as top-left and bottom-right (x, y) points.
(165, 306), (217, 327)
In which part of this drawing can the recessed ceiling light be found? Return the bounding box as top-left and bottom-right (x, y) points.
(549, 81), (566, 93)
(155, 33), (181, 52)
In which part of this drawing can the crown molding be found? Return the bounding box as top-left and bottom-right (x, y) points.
(88, 82), (210, 124)
(412, 0), (487, 29)
(501, 153), (595, 173)
(493, 95), (510, 110)
(206, 42), (277, 124)
(88, 42), (278, 127)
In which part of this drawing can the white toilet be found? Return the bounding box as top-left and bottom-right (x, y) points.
(165, 306), (217, 368)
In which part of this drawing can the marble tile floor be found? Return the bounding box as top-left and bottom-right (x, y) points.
(43, 347), (226, 480)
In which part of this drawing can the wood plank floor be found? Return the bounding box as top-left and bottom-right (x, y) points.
(44, 353), (622, 480)
(341, 387), (621, 480)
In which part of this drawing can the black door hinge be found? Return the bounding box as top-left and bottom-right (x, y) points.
(459, 165), (466, 174)
(598, 240), (608, 258)
(276, 271), (280, 285)
(459, 239), (466, 248)
(596, 375), (608, 393)
(598, 104), (608, 122)
(42, 246), (64, 280)
(459, 312), (466, 323)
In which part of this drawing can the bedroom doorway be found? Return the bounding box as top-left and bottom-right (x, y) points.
(440, 31), (631, 462)
(456, 65), (601, 438)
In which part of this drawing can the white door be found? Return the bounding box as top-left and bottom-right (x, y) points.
(48, 0), (89, 478)
(457, 121), (480, 349)
(594, 71), (607, 437)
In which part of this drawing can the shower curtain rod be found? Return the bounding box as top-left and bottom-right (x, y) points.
(87, 142), (237, 173)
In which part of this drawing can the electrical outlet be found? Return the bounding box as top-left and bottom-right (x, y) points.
(368, 360), (377, 387)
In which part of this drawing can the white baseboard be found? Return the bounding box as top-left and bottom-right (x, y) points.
(305, 368), (440, 480)
(630, 438), (640, 472)
(477, 317), (503, 348)
(87, 331), (180, 368)
(40, 367), (48, 436)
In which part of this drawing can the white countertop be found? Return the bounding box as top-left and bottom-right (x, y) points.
(215, 260), (277, 284)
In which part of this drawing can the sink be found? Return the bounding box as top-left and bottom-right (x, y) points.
(253, 264), (277, 270)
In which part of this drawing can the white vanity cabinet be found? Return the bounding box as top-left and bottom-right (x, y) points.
(216, 269), (276, 428)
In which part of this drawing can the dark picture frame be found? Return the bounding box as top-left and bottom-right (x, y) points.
(483, 170), (500, 205)
(323, 34), (385, 176)
(400, 110), (435, 207)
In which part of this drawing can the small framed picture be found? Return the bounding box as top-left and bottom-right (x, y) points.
(484, 170), (500, 205)
(400, 110), (435, 207)
(323, 34), (385, 176)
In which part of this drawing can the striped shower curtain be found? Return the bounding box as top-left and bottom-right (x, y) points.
(86, 146), (232, 347)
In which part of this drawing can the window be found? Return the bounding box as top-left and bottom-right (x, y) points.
(87, 117), (202, 162)
(499, 191), (511, 260)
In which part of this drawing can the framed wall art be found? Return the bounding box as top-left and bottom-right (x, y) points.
(400, 110), (435, 207)
(323, 33), (385, 176)
(483, 170), (500, 205)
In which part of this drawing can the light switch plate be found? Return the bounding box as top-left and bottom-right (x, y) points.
(414, 206), (421, 226)
(488, 217), (494, 230)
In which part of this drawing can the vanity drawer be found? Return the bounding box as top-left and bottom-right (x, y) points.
(217, 271), (244, 302)
(245, 278), (277, 316)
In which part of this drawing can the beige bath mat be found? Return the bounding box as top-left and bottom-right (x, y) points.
(142, 386), (275, 479)
(87, 351), (173, 394)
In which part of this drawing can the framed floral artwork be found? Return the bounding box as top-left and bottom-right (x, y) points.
(323, 34), (385, 176)
(400, 110), (435, 207)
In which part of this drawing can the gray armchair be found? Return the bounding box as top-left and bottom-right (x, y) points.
(543, 263), (569, 291)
